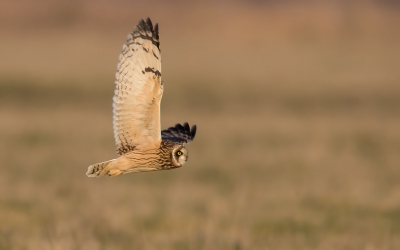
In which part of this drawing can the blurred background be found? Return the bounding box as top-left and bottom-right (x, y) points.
(1, 0), (400, 249)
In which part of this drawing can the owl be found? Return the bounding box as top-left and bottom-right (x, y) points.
(86, 18), (197, 177)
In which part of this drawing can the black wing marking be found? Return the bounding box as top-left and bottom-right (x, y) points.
(161, 122), (197, 144)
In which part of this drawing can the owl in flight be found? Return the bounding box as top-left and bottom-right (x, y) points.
(86, 18), (197, 177)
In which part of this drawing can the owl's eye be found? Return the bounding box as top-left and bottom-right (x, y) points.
(176, 151), (182, 156)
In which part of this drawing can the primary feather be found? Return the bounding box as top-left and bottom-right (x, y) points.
(161, 123), (197, 144)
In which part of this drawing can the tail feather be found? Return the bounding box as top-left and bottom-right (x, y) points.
(86, 159), (115, 177)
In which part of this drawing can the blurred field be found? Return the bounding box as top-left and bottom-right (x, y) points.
(1, 0), (400, 249)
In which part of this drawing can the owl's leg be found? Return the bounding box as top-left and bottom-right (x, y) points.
(108, 169), (122, 177)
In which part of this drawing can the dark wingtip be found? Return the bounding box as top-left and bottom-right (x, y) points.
(175, 123), (184, 131)
(138, 19), (145, 29)
(183, 122), (190, 132)
(191, 125), (197, 139)
(146, 17), (153, 30)
(154, 23), (159, 39)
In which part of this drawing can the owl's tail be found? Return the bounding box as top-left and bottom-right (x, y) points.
(86, 159), (116, 177)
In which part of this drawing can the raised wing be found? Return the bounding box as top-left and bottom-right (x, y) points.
(161, 123), (197, 144)
(113, 18), (163, 155)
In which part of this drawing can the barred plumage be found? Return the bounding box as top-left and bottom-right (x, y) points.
(86, 17), (197, 177)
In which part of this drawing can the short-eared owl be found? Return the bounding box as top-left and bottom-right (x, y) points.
(86, 18), (196, 177)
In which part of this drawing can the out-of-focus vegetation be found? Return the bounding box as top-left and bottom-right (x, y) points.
(1, 0), (400, 249)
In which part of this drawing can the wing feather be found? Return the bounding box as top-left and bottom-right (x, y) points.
(161, 123), (197, 144)
(113, 18), (162, 155)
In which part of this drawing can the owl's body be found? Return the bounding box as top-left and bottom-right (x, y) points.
(86, 18), (196, 177)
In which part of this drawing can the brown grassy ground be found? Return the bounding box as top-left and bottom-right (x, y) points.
(1, 0), (400, 249)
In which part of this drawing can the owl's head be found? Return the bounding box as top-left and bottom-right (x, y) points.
(171, 145), (188, 167)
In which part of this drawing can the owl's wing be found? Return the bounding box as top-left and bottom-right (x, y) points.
(161, 123), (197, 144)
(113, 18), (163, 155)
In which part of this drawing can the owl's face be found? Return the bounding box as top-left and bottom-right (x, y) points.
(171, 145), (188, 167)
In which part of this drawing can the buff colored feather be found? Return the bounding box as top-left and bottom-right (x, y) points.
(87, 18), (196, 178)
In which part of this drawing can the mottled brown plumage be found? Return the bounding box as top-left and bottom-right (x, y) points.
(86, 18), (196, 177)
